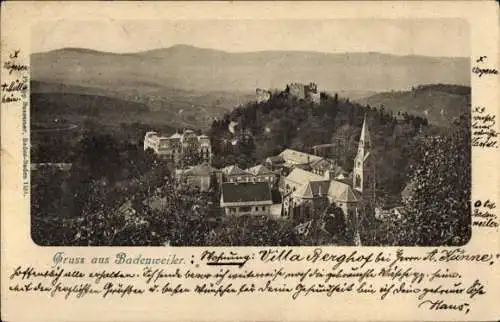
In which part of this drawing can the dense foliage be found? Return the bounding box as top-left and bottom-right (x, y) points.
(357, 84), (471, 127)
(210, 90), (429, 200)
(359, 115), (471, 246)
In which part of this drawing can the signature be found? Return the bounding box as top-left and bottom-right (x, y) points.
(418, 299), (470, 314)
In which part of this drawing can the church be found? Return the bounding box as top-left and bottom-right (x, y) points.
(352, 115), (376, 208)
(280, 116), (375, 224)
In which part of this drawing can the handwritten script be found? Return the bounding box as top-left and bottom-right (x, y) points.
(7, 248), (499, 315)
(472, 106), (498, 148)
(1, 49), (28, 104)
(2, 49), (32, 195)
(472, 56), (498, 78)
(472, 200), (498, 229)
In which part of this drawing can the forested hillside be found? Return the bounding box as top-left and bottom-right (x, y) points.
(31, 92), (150, 122)
(209, 85), (469, 204)
(356, 84), (471, 126)
(31, 81), (248, 130)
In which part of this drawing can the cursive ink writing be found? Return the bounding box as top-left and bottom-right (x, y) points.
(200, 250), (251, 267)
(472, 107), (498, 148)
(259, 248), (374, 269)
(472, 66), (498, 77)
(102, 283), (144, 298)
(419, 299), (470, 314)
(472, 55), (498, 78)
(6, 247), (495, 314)
(1, 49), (29, 104)
(3, 60), (28, 75)
(472, 199), (498, 228)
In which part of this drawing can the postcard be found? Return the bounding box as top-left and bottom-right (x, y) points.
(1, 1), (499, 321)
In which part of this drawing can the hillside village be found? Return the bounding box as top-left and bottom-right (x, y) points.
(142, 114), (374, 242)
(134, 82), (434, 244)
(31, 81), (471, 247)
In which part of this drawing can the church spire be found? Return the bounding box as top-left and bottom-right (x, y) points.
(360, 115), (367, 138)
(353, 114), (373, 195)
(359, 115), (371, 155)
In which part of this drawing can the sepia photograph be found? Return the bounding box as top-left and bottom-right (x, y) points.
(30, 19), (472, 247)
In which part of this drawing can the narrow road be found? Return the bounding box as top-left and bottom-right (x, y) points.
(31, 123), (79, 133)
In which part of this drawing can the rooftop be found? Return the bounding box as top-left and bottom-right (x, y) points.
(285, 168), (359, 203)
(279, 148), (322, 165)
(310, 158), (341, 171)
(222, 164), (252, 176)
(294, 181), (330, 199)
(246, 164), (273, 176)
(286, 168), (326, 185)
(169, 133), (182, 139)
(328, 180), (360, 203)
(145, 130), (209, 140)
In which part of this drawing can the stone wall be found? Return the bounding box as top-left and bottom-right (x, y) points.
(287, 83), (306, 100)
(256, 88), (271, 103)
(287, 82), (320, 103)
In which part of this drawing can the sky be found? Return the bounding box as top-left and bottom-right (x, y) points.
(32, 19), (470, 57)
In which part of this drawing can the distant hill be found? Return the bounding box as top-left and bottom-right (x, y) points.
(31, 92), (150, 124)
(31, 80), (254, 130)
(30, 90), (238, 132)
(355, 84), (471, 126)
(32, 45), (470, 93)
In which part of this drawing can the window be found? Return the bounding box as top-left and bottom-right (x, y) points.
(240, 206), (251, 212)
(305, 205), (311, 219)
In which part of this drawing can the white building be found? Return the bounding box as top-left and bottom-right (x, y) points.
(144, 130), (212, 164)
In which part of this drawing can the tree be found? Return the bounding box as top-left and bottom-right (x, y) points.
(378, 114), (471, 246)
(205, 215), (299, 246)
(72, 134), (122, 182)
(323, 203), (348, 241)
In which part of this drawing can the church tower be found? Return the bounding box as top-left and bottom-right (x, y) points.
(353, 115), (375, 206)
